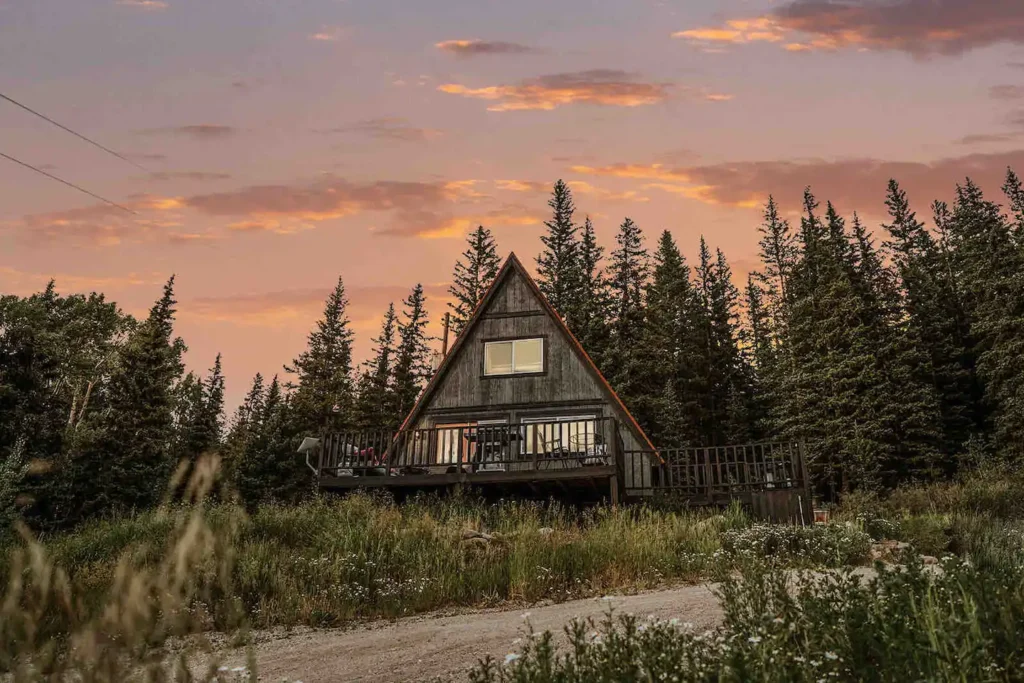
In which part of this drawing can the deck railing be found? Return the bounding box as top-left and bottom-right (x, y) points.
(317, 416), (621, 479)
(624, 442), (809, 500)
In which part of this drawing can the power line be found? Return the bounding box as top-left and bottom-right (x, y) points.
(0, 151), (137, 215)
(0, 92), (150, 172)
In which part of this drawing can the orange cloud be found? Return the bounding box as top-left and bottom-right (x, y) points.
(675, 0), (1024, 57)
(8, 195), (195, 247)
(439, 70), (671, 111)
(434, 39), (536, 57)
(309, 26), (345, 42)
(140, 124), (236, 139)
(566, 180), (649, 202)
(376, 204), (544, 239)
(579, 150), (1024, 215)
(570, 163), (691, 182)
(186, 283), (452, 328)
(494, 180), (549, 193)
(0, 266), (164, 295)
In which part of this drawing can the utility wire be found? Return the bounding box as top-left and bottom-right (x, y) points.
(0, 151), (137, 214)
(0, 92), (150, 172)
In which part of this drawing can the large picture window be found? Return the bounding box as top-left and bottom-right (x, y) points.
(483, 338), (544, 376)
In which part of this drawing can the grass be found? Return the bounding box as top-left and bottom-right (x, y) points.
(13, 492), (757, 630)
(471, 464), (1024, 682)
(5, 461), (1023, 681)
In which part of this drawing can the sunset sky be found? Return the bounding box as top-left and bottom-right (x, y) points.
(2, 0), (1024, 410)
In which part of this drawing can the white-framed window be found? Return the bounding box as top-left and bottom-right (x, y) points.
(483, 338), (544, 376)
(520, 415), (598, 454)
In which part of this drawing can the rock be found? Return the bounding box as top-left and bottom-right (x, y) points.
(538, 527), (554, 536)
(921, 555), (939, 565)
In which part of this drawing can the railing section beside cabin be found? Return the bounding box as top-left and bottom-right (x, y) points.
(623, 442), (808, 501)
(318, 416), (619, 478)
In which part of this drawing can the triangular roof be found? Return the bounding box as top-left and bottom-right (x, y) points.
(398, 252), (657, 454)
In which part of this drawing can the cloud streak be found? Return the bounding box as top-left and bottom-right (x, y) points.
(573, 150), (1024, 213)
(434, 39), (536, 57)
(439, 70), (678, 111)
(675, 0), (1024, 57)
(140, 125), (236, 139)
(325, 118), (444, 143)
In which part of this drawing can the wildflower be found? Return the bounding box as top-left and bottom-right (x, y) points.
(825, 651), (839, 661)
(748, 636), (762, 644)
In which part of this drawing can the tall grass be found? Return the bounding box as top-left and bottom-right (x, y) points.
(21, 494), (752, 629)
(0, 456), (251, 682)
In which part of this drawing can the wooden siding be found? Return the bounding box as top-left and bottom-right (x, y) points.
(423, 268), (607, 414)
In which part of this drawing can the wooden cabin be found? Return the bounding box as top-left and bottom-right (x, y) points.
(316, 252), (659, 502)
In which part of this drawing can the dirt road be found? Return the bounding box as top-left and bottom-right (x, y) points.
(216, 583), (724, 682)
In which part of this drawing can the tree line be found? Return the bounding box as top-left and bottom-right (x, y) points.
(3, 170), (1024, 528)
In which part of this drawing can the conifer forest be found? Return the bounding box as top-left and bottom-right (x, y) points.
(3, 171), (1024, 530)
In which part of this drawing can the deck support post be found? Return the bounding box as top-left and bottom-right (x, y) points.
(609, 473), (620, 506)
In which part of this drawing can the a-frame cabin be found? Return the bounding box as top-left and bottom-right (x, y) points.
(316, 252), (658, 501)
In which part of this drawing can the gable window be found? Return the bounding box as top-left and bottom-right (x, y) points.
(484, 338), (544, 376)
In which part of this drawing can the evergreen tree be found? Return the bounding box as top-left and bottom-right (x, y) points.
(393, 284), (431, 418)
(742, 275), (775, 439)
(708, 247), (750, 443)
(644, 231), (702, 446)
(355, 303), (400, 430)
(881, 180), (978, 458)
(948, 178), (1024, 457)
(603, 218), (651, 429)
(448, 226), (501, 336)
(287, 277), (355, 434)
(536, 180), (581, 318)
(572, 216), (612, 365)
(68, 277), (185, 519)
(234, 375), (309, 505)
(1004, 167), (1024, 245)
(756, 196), (799, 330)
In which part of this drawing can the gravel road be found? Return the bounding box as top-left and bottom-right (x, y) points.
(215, 583), (724, 682)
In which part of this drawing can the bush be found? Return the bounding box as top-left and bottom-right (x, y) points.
(720, 522), (871, 567)
(473, 554), (1024, 682)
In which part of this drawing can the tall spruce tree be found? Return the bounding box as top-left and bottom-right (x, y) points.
(287, 277), (355, 434)
(644, 231), (703, 446)
(756, 196), (799, 328)
(355, 303), (400, 431)
(536, 180), (581, 318)
(881, 180), (978, 458)
(1004, 168), (1024, 245)
(573, 216), (612, 364)
(948, 178), (1024, 457)
(393, 284), (431, 417)
(68, 277), (185, 519)
(448, 226), (501, 335)
(604, 218), (651, 429)
(742, 275), (775, 439)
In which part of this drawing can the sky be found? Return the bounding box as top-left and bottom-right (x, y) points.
(2, 0), (1024, 411)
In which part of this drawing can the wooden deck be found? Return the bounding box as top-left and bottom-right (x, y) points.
(315, 417), (625, 502)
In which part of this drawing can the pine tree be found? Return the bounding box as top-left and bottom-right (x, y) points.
(355, 303), (400, 430)
(1003, 167), (1024, 245)
(287, 277), (355, 434)
(708, 247), (750, 443)
(572, 216), (611, 365)
(234, 375), (309, 505)
(644, 231), (702, 446)
(756, 196), (799, 330)
(536, 180), (581, 318)
(948, 178), (1024, 457)
(604, 218), (650, 429)
(881, 180), (978, 458)
(742, 275), (775, 439)
(69, 277), (185, 518)
(448, 226), (501, 336)
(393, 284), (431, 418)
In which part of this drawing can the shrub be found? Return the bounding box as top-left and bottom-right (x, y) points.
(720, 522), (871, 567)
(473, 554), (1024, 682)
